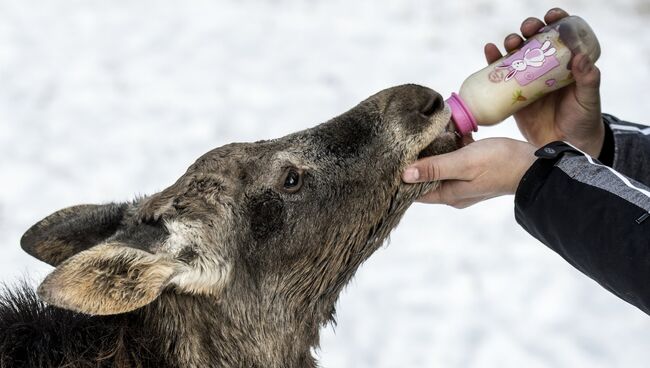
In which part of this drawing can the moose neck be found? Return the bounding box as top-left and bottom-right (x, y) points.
(142, 279), (323, 368)
(138, 195), (414, 368)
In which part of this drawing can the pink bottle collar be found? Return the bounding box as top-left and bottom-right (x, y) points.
(446, 93), (478, 135)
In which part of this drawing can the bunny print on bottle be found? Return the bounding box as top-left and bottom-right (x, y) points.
(496, 39), (560, 86)
(446, 15), (600, 133)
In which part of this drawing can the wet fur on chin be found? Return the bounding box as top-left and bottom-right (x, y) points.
(417, 131), (459, 159)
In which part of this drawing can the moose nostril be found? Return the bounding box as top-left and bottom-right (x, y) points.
(420, 94), (445, 117)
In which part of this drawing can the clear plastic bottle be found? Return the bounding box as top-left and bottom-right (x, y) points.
(447, 16), (601, 135)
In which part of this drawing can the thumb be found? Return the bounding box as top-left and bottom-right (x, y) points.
(402, 149), (471, 183)
(571, 54), (601, 110)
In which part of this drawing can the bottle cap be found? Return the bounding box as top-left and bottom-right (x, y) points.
(446, 93), (478, 135)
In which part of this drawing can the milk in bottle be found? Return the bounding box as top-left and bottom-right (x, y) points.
(447, 16), (601, 135)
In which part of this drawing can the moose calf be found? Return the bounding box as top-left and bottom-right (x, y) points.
(0, 84), (458, 368)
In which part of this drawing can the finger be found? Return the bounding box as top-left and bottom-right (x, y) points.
(544, 8), (570, 24)
(504, 33), (524, 53)
(416, 180), (465, 205)
(450, 194), (496, 209)
(449, 200), (477, 209)
(461, 134), (475, 147)
(571, 54), (601, 109)
(417, 194), (478, 209)
(402, 149), (473, 183)
(416, 180), (484, 208)
(416, 183), (447, 204)
(520, 17), (545, 38)
(484, 43), (503, 64)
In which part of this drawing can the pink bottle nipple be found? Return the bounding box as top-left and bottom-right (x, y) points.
(446, 93), (478, 136)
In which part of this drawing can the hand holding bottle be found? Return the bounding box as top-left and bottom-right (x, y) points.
(402, 138), (537, 208)
(403, 8), (607, 208)
(484, 8), (604, 157)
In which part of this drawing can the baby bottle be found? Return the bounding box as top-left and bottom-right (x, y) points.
(447, 15), (601, 135)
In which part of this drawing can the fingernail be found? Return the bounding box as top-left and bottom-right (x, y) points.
(403, 168), (420, 182)
(523, 17), (537, 25)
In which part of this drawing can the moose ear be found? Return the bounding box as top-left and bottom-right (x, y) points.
(21, 203), (130, 266)
(37, 244), (178, 315)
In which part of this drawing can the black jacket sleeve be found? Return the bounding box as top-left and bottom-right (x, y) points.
(603, 114), (650, 186)
(515, 140), (650, 315)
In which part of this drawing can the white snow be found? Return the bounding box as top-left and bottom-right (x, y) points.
(1, 0), (649, 367)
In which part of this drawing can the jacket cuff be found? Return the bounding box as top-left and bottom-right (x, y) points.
(597, 119), (615, 167)
(515, 141), (582, 211)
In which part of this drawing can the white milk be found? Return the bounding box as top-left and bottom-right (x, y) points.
(447, 16), (601, 135)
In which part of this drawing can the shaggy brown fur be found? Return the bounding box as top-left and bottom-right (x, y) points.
(1, 84), (458, 368)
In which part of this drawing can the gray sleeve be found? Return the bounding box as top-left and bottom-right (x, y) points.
(604, 114), (650, 186)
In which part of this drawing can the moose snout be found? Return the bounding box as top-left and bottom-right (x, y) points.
(378, 85), (450, 138)
(419, 92), (445, 118)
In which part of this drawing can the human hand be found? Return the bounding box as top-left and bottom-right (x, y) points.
(484, 8), (604, 157)
(402, 138), (537, 208)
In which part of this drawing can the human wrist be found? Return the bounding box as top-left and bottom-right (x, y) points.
(505, 140), (537, 195)
(503, 139), (536, 194)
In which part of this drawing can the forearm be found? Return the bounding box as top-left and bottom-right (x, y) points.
(515, 141), (650, 315)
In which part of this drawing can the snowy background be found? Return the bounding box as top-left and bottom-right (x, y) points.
(1, 0), (649, 366)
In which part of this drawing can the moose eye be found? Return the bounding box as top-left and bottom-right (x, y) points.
(281, 168), (304, 193)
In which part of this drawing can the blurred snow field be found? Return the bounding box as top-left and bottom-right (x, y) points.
(1, 0), (649, 367)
